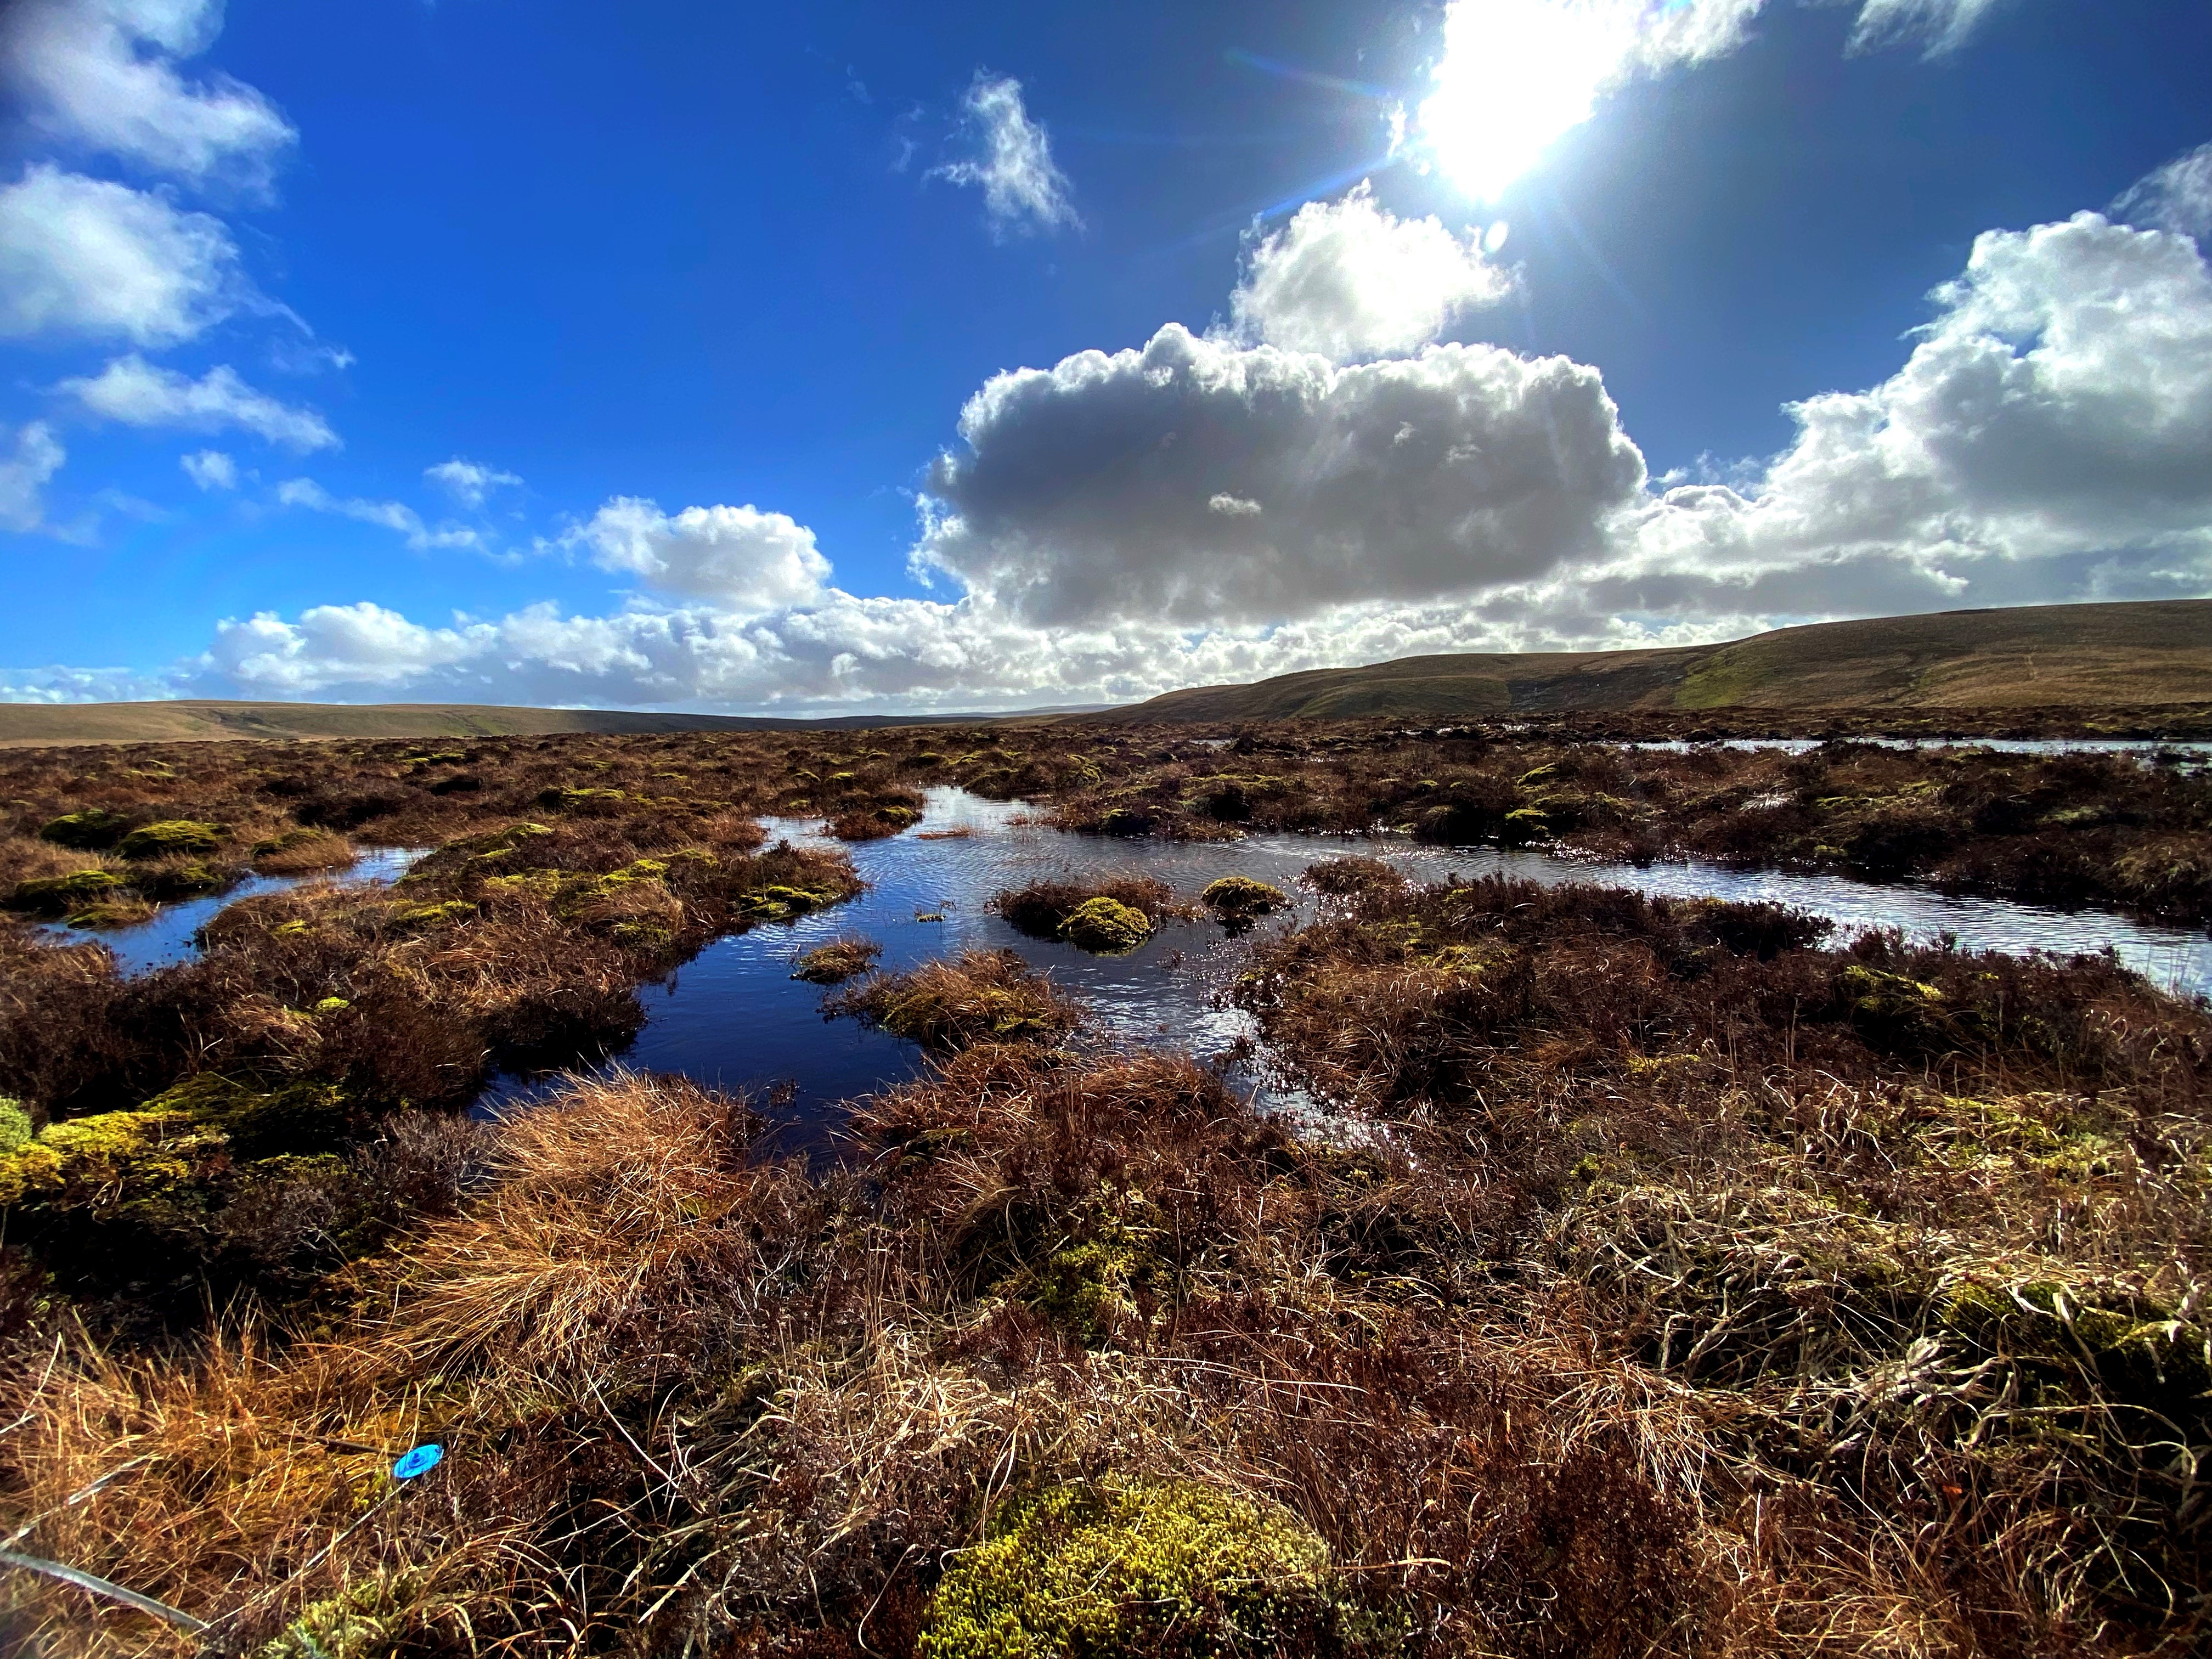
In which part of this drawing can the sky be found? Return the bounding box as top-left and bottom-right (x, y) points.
(0, 0), (2208, 714)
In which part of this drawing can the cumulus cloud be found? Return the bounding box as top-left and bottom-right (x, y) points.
(1602, 212), (2212, 614)
(2, 0), (296, 197)
(153, 206), (2212, 715)
(0, 422), (68, 534)
(425, 457), (522, 509)
(0, 164), (245, 345)
(1228, 183), (1512, 362)
(206, 602), (493, 693)
(565, 497), (832, 612)
(2113, 142), (2212, 242)
(914, 321), (1645, 629)
(61, 356), (337, 450)
(179, 447), (234, 489)
(929, 72), (1079, 238)
(276, 477), (480, 550)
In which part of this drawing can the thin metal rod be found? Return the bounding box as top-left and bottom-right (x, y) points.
(0, 1548), (211, 1633)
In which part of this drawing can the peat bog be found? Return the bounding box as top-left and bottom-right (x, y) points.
(2, 715), (2210, 1657)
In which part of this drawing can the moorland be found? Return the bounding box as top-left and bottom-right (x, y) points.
(0, 713), (2208, 1657)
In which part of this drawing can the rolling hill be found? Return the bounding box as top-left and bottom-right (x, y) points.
(1102, 600), (2212, 723)
(0, 700), (1043, 749)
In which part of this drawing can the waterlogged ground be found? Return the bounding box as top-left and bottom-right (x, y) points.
(460, 785), (2212, 1147)
(32, 846), (425, 974)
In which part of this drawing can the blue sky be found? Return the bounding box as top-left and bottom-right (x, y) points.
(2, 0), (2208, 712)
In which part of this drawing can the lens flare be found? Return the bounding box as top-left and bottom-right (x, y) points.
(1417, 0), (1669, 202)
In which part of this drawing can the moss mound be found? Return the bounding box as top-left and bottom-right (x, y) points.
(836, 950), (1077, 1052)
(37, 808), (129, 849)
(65, 898), (155, 929)
(919, 1477), (1341, 1659)
(0, 1075), (353, 1211)
(118, 819), (222, 859)
(8, 869), (126, 914)
(1058, 895), (1152, 953)
(792, 938), (882, 984)
(1201, 876), (1288, 921)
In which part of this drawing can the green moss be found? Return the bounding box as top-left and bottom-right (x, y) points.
(1007, 1220), (1159, 1348)
(391, 900), (477, 932)
(1202, 876), (1288, 921)
(38, 808), (128, 849)
(252, 827), (342, 858)
(0, 1098), (30, 1155)
(117, 819), (222, 859)
(136, 861), (228, 900)
(536, 785), (628, 811)
(258, 1570), (424, 1658)
(1499, 806), (1551, 845)
(0, 1105), (225, 1210)
(738, 883), (842, 921)
(793, 939), (881, 984)
(1058, 895), (1152, 953)
(918, 1477), (1339, 1659)
(65, 898), (155, 929)
(142, 1073), (353, 1159)
(1937, 1279), (2211, 1420)
(8, 869), (126, 914)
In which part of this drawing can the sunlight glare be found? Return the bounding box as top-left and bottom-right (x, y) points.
(1418, 0), (1650, 203)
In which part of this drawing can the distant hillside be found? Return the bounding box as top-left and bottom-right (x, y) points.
(0, 699), (1057, 749)
(1104, 600), (2212, 723)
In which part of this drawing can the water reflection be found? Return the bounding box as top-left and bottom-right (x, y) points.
(37, 846), (425, 976)
(481, 786), (2211, 1154)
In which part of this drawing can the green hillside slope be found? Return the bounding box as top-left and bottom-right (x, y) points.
(1110, 600), (2212, 723)
(0, 700), (1012, 748)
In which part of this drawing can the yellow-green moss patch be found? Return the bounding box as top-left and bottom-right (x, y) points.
(918, 1476), (1339, 1659)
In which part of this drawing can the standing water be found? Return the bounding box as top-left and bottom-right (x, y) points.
(479, 786), (2212, 1149)
(36, 846), (426, 976)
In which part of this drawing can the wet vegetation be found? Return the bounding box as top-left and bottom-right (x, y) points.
(792, 936), (884, 984)
(992, 875), (1186, 954)
(1, 720), (2208, 1656)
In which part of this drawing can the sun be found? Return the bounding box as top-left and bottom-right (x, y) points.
(1417, 0), (1649, 204)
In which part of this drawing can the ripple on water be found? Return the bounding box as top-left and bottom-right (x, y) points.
(479, 785), (2212, 1155)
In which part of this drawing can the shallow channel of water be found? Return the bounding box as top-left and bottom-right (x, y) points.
(36, 846), (425, 975)
(30, 787), (2205, 1146)
(477, 786), (2212, 1152)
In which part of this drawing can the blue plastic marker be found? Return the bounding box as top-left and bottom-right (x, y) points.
(392, 1444), (443, 1481)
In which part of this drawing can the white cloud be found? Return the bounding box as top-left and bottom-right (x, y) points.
(61, 356), (338, 450)
(1228, 183), (1513, 362)
(2113, 142), (2212, 242)
(929, 72), (1079, 239)
(132, 206), (2212, 715)
(914, 322), (1645, 629)
(425, 457), (522, 509)
(0, 422), (68, 534)
(0, 164), (245, 345)
(206, 602), (493, 693)
(2, 0), (296, 196)
(565, 497), (832, 612)
(276, 477), (480, 550)
(1599, 212), (2212, 617)
(179, 447), (235, 489)
(1848, 0), (2008, 57)
(0, 663), (173, 704)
